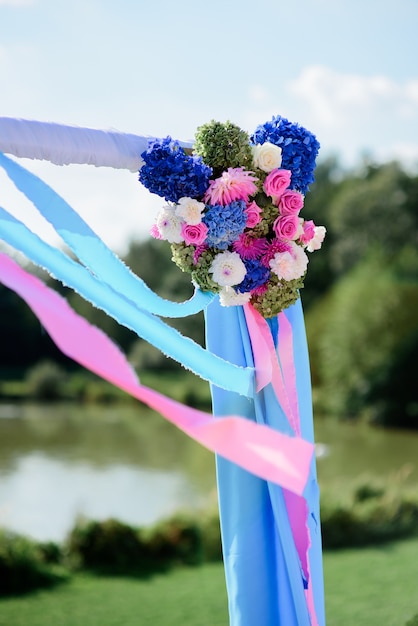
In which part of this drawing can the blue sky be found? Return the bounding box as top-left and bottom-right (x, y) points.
(1, 0), (418, 251)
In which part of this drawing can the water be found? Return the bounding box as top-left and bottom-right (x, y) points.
(0, 403), (216, 542)
(0, 403), (417, 542)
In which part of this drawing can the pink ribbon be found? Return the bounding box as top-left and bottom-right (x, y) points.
(244, 301), (319, 626)
(0, 253), (313, 495)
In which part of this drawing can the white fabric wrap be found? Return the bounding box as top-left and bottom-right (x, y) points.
(0, 117), (193, 171)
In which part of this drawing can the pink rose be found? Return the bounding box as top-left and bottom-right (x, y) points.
(299, 219), (315, 244)
(279, 190), (304, 215)
(245, 201), (262, 227)
(273, 214), (299, 240)
(263, 168), (292, 203)
(181, 222), (208, 246)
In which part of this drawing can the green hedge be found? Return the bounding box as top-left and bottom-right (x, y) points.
(2, 481), (418, 596)
(0, 531), (69, 596)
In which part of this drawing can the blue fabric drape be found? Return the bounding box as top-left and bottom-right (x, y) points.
(206, 298), (325, 626)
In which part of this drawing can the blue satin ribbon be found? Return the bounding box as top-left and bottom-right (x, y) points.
(0, 205), (254, 396)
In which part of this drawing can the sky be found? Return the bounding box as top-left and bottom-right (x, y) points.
(0, 0), (418, 252)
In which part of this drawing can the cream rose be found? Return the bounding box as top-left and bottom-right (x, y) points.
(252, 142), (282, 173)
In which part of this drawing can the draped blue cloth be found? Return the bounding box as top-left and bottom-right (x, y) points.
(206, 299), (325, 625)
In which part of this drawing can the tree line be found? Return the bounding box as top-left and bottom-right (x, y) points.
(1, 156), (417, 427)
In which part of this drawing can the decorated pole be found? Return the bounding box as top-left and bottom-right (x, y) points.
(0, 114), (326, 625)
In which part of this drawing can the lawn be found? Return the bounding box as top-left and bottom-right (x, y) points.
(1, 538), (417, 626)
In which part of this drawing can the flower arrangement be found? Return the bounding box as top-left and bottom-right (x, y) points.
(139, 115), (325, 318)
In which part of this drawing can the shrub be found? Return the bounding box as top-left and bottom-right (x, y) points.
(145, 514), (203, 567)
(66, 518), (152, 575)
(0, 530), (69, 595)
(320, 482), (418, 549)
(25, 360), (67, 400)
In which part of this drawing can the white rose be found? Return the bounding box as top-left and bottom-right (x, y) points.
(175, 197), (205, 225)
(252, 142), (282, 173)
(209, 251), (247, 287)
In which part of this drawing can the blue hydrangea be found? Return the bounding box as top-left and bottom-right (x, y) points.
(203, 200), (247, 250)
(250, 116), (320, 195)
(236, 259), (270, 293)
(139, 136), (212, 202)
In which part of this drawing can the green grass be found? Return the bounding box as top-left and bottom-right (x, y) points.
(1, 538), (418, 625)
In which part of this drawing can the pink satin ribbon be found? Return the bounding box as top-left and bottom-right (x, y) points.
(0, 253), (314, 495)
(243, 301), (319, 626)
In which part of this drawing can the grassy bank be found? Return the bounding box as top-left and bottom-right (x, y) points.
(1, 537), (418, 626)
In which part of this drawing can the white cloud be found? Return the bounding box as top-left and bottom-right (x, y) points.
(288, 66), (418, 129)
(282, 65), (418, 167)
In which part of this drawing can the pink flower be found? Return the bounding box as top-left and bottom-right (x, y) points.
(204, 167), (258, 206)
(251, 283), (269, 296)
(273, 214), (300, 240)
(150, 224), (163, 239)
(181, 222), (208, 246)
(261, 239), (292, 267)
(232, 233), (269, 259)
(245, 201), (263, 227)
(299, 219), (316, 244)
(279, 190), (304, 216)
(263, 168), (292, 203)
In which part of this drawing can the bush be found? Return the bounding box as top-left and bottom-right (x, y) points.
(66, 518), (153, 575)
(405, 615), (418, 626)
(145, 514), (203, 567)
(25, 360), (67, 400)
(320, 481), (418, 549)
(0, 530), (69, 595)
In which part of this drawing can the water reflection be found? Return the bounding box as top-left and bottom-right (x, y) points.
(0, 403), (216, 542)
(1, 403), (418, 543)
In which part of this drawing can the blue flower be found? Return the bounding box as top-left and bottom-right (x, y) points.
(236, 258), (270, 293)
(203, 200), (247, 249)
(139, 137), (212, 202)
(251, 116), (320, 195)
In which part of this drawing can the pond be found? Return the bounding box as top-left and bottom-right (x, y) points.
(0, 402), (417, 542)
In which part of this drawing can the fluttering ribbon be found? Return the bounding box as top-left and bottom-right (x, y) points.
(0, 252), (313, 494)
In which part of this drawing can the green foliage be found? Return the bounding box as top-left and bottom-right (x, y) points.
(306, 249), (418, 422)
(0, 530), (68, 596)
(405, 615), (418, 626)
(66, 515), (204, 576)
(144, 514), (203, 567)
(66, 518), (152, 575)
(25, 360), (67, 401)
(327, 161), (418, 275)
(320, 481), (418, 549)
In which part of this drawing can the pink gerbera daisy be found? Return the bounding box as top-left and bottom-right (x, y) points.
(204, 167), (258, 206)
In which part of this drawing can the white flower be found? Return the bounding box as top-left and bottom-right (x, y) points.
(156, 206), (184, 243)
(209, 251), (247, 287)
(307, 226), (326, 252)
(219, 287), (252, 307)
(175, 197), (205, 225)
(252, 142), (282, 173)
(269, 242), (309, 281)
